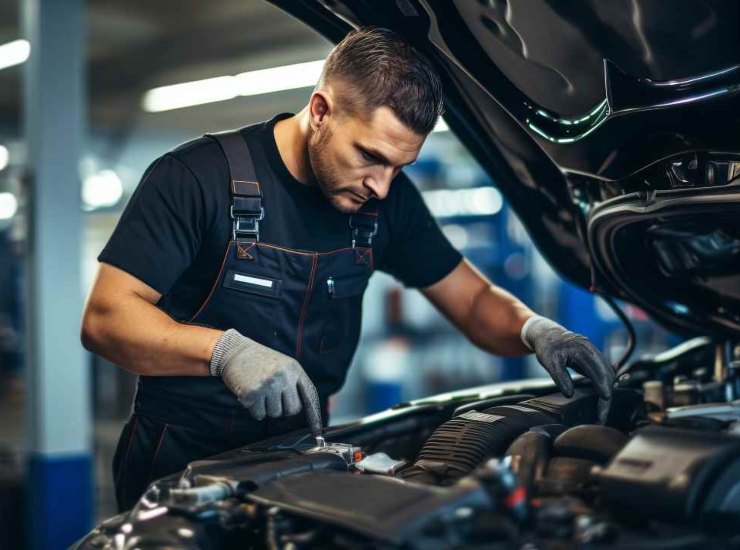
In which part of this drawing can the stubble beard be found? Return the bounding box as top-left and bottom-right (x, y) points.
(307, 125), (361, 214)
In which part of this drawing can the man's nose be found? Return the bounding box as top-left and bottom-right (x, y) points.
(364, 167), (395, 200)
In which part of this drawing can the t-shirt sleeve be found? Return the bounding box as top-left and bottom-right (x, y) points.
(378, 172), (462, 288)
(97, 153), (210, 295)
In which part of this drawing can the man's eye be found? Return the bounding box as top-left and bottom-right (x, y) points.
(360, 150), (375, 162)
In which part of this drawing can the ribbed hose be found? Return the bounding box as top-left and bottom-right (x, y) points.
(401, 405), (556, 486)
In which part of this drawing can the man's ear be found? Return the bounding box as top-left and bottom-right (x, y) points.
(308, 90), (333, 130)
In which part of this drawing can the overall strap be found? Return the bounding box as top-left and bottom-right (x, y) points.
(205, 129), (263, 243)
(349, 202), (379, 248)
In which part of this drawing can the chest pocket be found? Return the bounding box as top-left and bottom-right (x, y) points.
(326, 272), (369, 299)
(319, 272), (370, 355)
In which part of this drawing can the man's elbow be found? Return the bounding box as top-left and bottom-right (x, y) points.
(80, 302), (108, 355)
(80, 315), (97, 354)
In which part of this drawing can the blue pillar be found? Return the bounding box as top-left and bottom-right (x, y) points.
(22, 1), (92, 547)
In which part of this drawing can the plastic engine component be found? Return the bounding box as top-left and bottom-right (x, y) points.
(401, 405), (556, 485)
(542, 457), (597, 494)
(598, 425), (740, 522)
(505, 424), (567, 490)
(553, 425), (629, 465)
(402, 390), (603, 486)
(247, 470), (490, 546)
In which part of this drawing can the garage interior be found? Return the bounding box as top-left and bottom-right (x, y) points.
(1, 1), (737, 548)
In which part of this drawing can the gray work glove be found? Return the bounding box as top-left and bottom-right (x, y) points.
(521, 315), (615, 424)
(210, 329), (323, 436)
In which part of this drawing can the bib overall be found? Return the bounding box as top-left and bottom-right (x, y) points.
(112, 128), (378, 511)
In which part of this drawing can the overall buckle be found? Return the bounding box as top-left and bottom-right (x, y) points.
(349, 216), (378, 248)
(231, 206), (264, 242)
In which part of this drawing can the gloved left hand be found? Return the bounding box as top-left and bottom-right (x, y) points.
(521, 315), (615, 424)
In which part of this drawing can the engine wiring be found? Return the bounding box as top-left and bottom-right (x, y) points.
(593, 290), (636, 379)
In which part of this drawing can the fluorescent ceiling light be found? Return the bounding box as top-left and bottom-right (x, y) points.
(142, 76), (238, 113)
(423, 187), (503, 218)
(0, 145), (8, 172)
(83, 169), (123, 210)
(142, 60), (325, 113)
(0, 192), (18, 220)
(235, 60), (324, 97)
(0, 39), (30, 71)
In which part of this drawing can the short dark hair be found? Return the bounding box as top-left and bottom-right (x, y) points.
(321, 27), (443, 135)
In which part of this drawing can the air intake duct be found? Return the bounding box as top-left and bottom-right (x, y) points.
(401, 390), (602, 486)
(401, 405), (557, 485)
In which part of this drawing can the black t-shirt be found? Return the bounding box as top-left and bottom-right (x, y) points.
(98, 114), (462, 321)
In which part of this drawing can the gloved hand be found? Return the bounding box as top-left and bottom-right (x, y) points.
(210, 329), (323, 436)
(521, 315), (615, 424)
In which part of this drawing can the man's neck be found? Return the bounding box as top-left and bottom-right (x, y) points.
(273, 108), (314, 186)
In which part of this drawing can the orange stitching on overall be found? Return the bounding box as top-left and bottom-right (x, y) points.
(256, 242), (315, 257)
(355, 247), (375, 270)
(295, 254), (318, 360)
(256, 243), (361, 257)
(356, 248), (371, 265)
(231, 179), (261, 195)
(317, 246), (357, 257)
(188, 240), (232, 323)
(187, 241), (369, 325)
(236, 241), (255, 260)
(148, 423), (169, 482)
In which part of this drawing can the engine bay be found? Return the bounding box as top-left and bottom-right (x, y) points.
(76, 338), (740, 549)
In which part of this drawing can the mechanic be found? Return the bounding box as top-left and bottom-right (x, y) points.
(81, 28), (615, 511)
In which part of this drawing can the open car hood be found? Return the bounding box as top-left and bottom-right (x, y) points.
(269, 0), (740, 337)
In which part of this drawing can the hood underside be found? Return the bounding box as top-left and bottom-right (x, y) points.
(269, 0), (740, 337)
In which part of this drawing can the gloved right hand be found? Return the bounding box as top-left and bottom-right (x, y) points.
(210, 329), (323, 436)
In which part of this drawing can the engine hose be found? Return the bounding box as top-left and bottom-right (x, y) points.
(401, 404), (557, 486)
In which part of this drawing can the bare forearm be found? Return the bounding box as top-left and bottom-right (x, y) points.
(463, 283), (535, 356)
(423, 260), (535, 356)
(82, 295), (222, 376)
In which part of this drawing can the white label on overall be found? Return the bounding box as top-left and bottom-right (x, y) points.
(234, 273), (273, 288)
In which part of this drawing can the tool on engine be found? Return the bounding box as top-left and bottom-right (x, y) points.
(305, 439), (362, 467)
(169, 475), (239, 508)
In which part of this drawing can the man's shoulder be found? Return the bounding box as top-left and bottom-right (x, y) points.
(166, 135), (224, 171)
(164, 120), (271, 174)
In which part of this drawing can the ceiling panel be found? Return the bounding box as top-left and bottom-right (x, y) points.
(0, 0), (332, 134)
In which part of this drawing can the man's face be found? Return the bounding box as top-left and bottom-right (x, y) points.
(307, 105), (426, 213)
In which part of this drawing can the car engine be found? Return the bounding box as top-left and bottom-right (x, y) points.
(75, 337), (740, 549)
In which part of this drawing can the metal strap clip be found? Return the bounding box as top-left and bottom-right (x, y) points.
(349, 215), (378, 249)
(231, 206), (264, 242)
